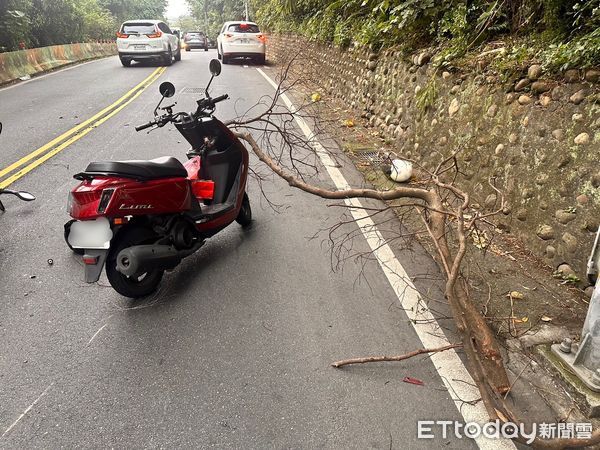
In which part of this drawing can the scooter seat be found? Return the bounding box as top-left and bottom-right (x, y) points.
(85, 157), (187, 180)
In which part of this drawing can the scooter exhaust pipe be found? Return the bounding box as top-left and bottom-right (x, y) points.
(116, 241), (203, 277)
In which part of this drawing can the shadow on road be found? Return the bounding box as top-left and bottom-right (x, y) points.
(120, 224), (257, 309)
(222, 57), (273, 68)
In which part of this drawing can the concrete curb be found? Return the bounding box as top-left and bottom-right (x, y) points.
(0, 42), (117, 85)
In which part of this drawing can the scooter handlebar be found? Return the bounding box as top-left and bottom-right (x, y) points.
(135, 121), (156, 132)
(211, 94), (229, 104)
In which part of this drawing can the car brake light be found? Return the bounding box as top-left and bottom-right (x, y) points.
(146, 31), (162, 38)
(257, 34), (267, 43)
(224, 33), (233, 38)
(116, 32), (129, 38)
(97, 188), (114, 214)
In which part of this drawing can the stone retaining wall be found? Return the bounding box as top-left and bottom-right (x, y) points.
(0, 42), (116, 85)
(267, 34), (600, 282)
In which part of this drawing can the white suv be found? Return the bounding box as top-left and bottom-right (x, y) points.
(217, 21), (266, 65)
(117, 20), (181, 67)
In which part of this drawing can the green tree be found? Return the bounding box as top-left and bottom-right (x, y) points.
(28, 0), (86, 47)
(174, 15), (200, 32)
(0, 0), (32, 51)
(99, 0), (168, 23)
(188, 0), (248, 38)
(77, 0), (118, 40)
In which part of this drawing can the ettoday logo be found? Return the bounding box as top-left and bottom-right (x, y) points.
(417, 420), (592, 444)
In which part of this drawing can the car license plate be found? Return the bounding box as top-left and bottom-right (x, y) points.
(68, 217), (113, 249)
(239, 39), (249, 44)
(134, 44), (146, 50)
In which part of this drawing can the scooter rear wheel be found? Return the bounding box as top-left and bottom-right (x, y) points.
(235, 192), (252, 227)
(106, 226), (164, 298)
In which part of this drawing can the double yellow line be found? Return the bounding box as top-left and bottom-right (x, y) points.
(0, 66), (166, 189)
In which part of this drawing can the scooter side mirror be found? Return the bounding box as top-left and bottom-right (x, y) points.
(159, 82), (176, 98)
(154, 82), (176, 116)
(209, 59), (221, 76)
(15, 191), (35, 201)
(205, 59), (222, 97)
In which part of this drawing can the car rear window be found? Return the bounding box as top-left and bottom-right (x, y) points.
(228, 24), (260, 33)
(185, 32), (205, 39)
(122, 23), (156, 34)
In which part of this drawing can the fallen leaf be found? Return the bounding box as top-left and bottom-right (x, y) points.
(514, 316), (529, 324)
(311, 92), (321, 102)
(507, 291), (524, 300)
(494, 408), (509, 423)
(471, 230), (489, 249)
(541, 315), (553, 322)
(342, 119), (355, 127)
(402, 376), (424, 386)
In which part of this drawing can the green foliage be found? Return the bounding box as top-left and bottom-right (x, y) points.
(188, 0), (247, 39)
(0, 0), (167, 51)
(415, 77), (438, 113)
(253, 0), (600, 72)
(543, 29), (600, 70)
(0, 1), (31, 52)
(99, 0), (167, 23)
(173, 15), (201, 32)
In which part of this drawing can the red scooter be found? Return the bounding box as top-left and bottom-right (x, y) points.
(65, 60), (251, 298)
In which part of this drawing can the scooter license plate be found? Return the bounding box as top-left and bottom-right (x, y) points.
(68, 217), (113, 249)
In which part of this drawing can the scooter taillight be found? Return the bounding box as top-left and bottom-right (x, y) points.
(68, 190), (102, 219)
(71, 191), (102, 207)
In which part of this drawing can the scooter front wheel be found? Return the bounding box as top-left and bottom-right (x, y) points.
(236, 192), (252, 228)
(106, 226), (164, 298)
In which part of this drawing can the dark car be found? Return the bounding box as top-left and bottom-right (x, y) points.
(183, 31), (208, 51)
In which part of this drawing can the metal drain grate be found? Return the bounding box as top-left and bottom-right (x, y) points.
(355, 150), (386, 165)
(181, 87), (205, 94)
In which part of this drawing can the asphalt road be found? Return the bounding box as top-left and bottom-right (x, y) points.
(0, 52), (477, 448)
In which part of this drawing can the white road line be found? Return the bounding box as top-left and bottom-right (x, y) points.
(256, 67), (516, 449)
(1, 383), (54, 439)
(87, 323), (109, 345)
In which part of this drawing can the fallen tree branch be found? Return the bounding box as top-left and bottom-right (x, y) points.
(331, 344), (462, 368)
(235, 131), (433, 203)
(230, 59), (596, 446)
(236, 130), (511, 403)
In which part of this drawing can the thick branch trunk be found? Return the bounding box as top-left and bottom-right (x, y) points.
(427, 190), (510, 396)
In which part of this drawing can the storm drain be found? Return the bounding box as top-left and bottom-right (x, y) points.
(354, 150), (387, 168)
